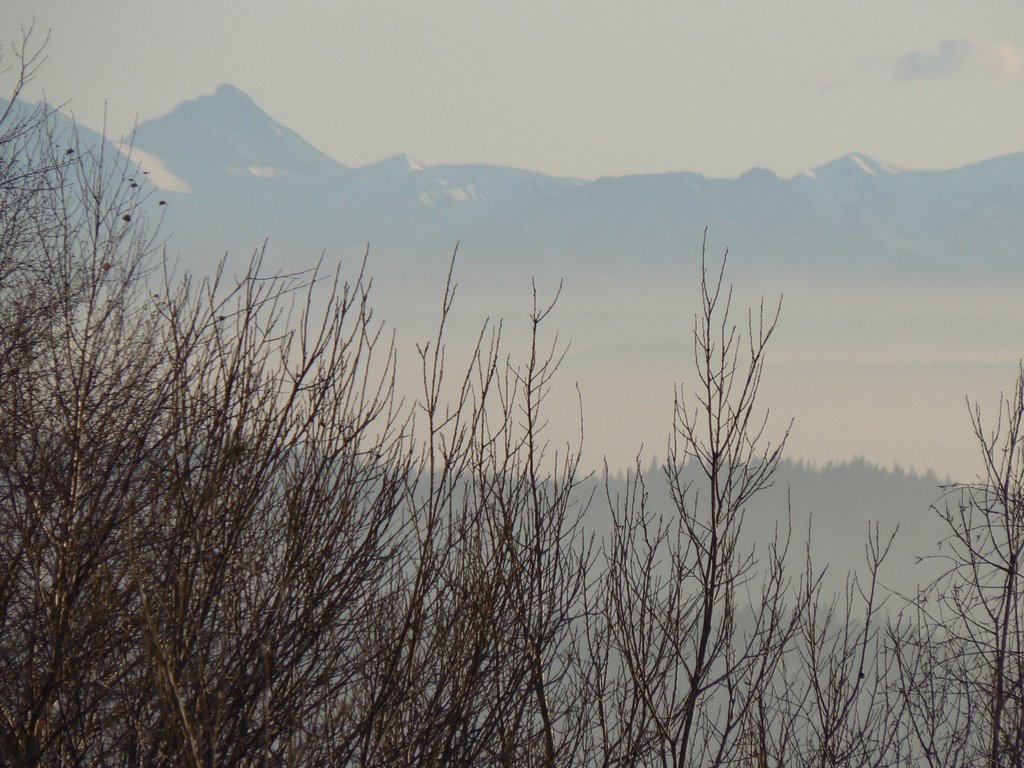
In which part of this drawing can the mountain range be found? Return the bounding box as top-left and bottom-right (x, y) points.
(5, 86), (1024, 478)
(105, 84), (1024, 284)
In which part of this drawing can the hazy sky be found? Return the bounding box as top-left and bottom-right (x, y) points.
(2, 1), (1023, 178)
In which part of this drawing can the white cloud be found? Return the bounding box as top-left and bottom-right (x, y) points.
(892, 39), (1024, 82)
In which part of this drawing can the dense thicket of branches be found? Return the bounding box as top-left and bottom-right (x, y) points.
(4, 36), (1024, 767)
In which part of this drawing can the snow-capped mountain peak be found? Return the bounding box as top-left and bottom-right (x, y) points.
(131, 84), (345, 185)
(356, 153), (430, 175)
(803, 152), (903, 182)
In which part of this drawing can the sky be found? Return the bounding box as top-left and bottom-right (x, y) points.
(1, 1), (1023, 180)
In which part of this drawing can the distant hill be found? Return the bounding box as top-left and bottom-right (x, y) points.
(598, 456), (949, 597)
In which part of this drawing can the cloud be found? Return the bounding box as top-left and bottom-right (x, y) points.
(892, 39), (1024, 82)
(816, 76), (850, 94)
(797, 74), (851, 94)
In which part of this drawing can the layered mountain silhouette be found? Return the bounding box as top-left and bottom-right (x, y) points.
(5, 85), (1023, 479)
(7, 84), (1022, 282)
(106, 84), (1024, 283)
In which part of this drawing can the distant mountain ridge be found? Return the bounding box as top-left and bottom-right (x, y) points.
(6, 86), (1023, 480)
(127, 85), (1024, 280)
(10, 85), (1024, 282)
